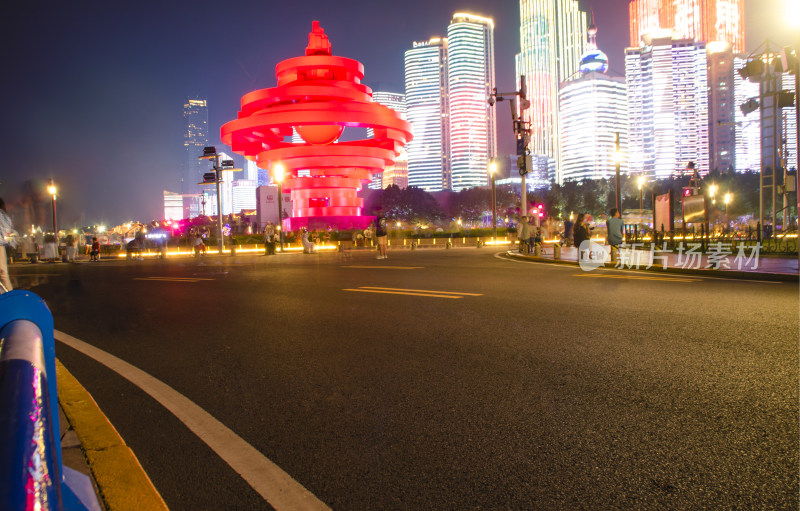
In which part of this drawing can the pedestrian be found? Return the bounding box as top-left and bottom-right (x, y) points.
(264, 223), (276, 255)
(573, 213), (591, 260)
(43, 232), (58, 262)
(375, 215), (388, 259)
(563, 217), (574, 246)
(301, 229), (316, 253)
(65, 233), (76, 262)
(606, 208), (624, 262)
(193, 233), (205, 256)
(0, 198), (17, 292)
(517, 216), (531, 253)
(90, 237), (100, 261)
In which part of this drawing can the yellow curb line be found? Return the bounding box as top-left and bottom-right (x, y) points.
(56, 359), (169, 511)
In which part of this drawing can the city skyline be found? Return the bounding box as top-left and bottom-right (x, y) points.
(1, 0), (794, 226)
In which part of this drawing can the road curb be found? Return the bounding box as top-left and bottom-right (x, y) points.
(506, 251), (799, 282)
(56, 359), (169, 511)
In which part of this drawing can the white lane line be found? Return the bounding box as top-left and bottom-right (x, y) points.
(495, 252), (786, 284)
(54, 330), (329, 511)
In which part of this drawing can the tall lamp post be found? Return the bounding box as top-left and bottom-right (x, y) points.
(488, 159), (497, 243)
(273, 162), (286, 252)
(637, 175), (645, 211)
(47, 179), (57, 238)
(613, 132), (622, 210)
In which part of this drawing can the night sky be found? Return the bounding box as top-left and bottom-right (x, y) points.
(1, 0), (793, 227)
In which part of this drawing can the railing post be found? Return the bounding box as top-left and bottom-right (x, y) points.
(0, 290), (100, 511)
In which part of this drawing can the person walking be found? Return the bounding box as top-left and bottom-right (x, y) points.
(65, 233), (76, 262)
(264, 223), (276, 255)
(517, 216), (531, 254)
(0, 198), (16, 292)
(375, 215), (388, 259)
(573, 213), (591, 260)
(606, 208), (624, 262)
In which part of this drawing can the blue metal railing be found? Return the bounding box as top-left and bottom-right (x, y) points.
(0, 290), (100, 511)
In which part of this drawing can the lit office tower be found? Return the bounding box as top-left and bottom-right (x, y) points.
(626, 36), (709, 179)
(559, 22), (628, 182)
(182, 97), (209, 217)
(780, 74), (797, 173)
(232, 180), (257, 213)
(368, 92), (407, 189)
(516, 0), (587, 184)
(629, 0), (745, 52)
(447, 13), (496, 191)
(405, 38), (449, 191)
(733, 55), (761, 172)
(707, 42), (736, 172)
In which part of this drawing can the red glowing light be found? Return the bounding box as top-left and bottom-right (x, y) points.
(221, 21), (412, 230)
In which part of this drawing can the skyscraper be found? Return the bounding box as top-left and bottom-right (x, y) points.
(447, 13), (496, 191)
(629, 0), (745, 53)
(626, 36), (710, 179)
(707, 42), (736, 172)
(181, 97), (208, 216)
(734, 55), (761, 172)
(559, 22), (628, 182)
(405, 38), (449, 191)
(368, 92), (407, 189)
(516, 0), (587, 184)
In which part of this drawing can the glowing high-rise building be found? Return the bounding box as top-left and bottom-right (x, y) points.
(733, 55), (761, 172)
(405, 38), (449, 191)
(516, 0), (587, 184)
(181, 97), (208, 216)
(368, 92), (407, 189)
(559, 22), (628, 182)
(447, 13), (496, 191)
(707, 42), (736, 172)
(629, 0), (745, 52)
(626, 36), (709, 179)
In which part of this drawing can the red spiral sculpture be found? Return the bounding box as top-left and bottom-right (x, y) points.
(221, 21), (412, 230)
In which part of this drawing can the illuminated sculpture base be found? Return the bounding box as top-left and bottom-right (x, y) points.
(285, 215), (374, 232)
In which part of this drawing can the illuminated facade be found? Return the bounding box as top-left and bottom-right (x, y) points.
(733, 55), (761, 172)
(163, 191), (183, 221)
(232, 179), (257, 214)
(560, 21), (628, 182)
(780, 74), (798, 173)
(515, 0), (587, 184)
(405, 38), (449, 191)
(368, 92), (406, 189)
(626, 36), (709, 179)
(629, 0), (745, 52)
(382, 153), (409, 189)
(181, 97), (208, 216)
(447, 13), (496, 191)
(707, 42), (736, 172)
(221, 22), (411, 231)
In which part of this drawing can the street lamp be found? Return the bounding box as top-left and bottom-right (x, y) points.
(273, 162), (286, 252)
(613, 133), (622, 210)
(637, 175), (645, 211)
(724, 192), (733, 216)
(488, 159), (497, 243)
(47, 179), (57, 238)
(709, 184), (718, 205)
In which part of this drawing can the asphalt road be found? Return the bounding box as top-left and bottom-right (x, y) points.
(11, 248), (799, 510)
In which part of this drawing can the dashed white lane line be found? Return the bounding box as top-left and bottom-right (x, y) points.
(54, 330), (329, 511)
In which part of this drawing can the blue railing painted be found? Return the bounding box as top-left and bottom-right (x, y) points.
(0, 290), (100, 511)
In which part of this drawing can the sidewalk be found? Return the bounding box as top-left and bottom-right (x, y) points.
(511, 245), (798, 281)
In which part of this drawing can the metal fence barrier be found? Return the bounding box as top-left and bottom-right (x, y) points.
(0, 290), (101, 510)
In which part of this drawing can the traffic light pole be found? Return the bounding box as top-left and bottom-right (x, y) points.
(214, 155), (224, 254)
(489, 76), (531, 220)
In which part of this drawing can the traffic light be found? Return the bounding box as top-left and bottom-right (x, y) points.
(517, 155), (527, 176)
(203, 172), (216, 183)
